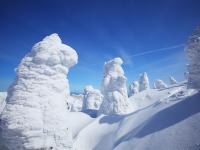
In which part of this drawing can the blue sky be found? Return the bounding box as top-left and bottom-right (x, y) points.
(0, 0), (200, 92)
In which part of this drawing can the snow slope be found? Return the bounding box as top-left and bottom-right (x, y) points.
(1, 83), (198, 150)
(74, 85), (200, 150)
(65, 112), (94, 138)
(129, 83), (186, 112)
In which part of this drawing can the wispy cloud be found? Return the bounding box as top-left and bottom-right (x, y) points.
(75, 43), (185, 70)
(129, 43), (185, 57)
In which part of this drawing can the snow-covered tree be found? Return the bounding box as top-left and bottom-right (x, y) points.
(82, 85), (103, 110)
(68, 93), (84, 112)
(129, 81), (139, 96)
(154, 79), (168, 89)
(0, 92), (7, 114)
(139, 72), (150, 91)
(98, 58), (130, 115)
(185, 25), (200, 89)
(169, 76), (178, 85)
(184, 71), (189, 80)
(0, 34), (78, 150)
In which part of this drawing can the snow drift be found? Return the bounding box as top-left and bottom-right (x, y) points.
(0, 33), (78, 150)
(98, 58), (130, 115)
(74, 85), (200, 150)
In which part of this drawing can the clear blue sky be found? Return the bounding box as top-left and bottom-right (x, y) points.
(0, 0), (200, 92)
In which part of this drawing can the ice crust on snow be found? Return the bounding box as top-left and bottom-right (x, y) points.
(154, 79), (168, 89)
(185, 25), (200, 89)
(0, 33), (78, 150)
(98, 58), (130, 115)
(139, 72), (150, 91)
(82, 85), (103, 110)
(129, 81), (139, 96)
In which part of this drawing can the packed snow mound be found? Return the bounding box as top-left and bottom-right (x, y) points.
(169, 76), (178, 85)
(68, 93), (84, 112)
(185, 25), (200, 89)
(128, 81), (139, 96)
(0, 33), (78, 150)
(82, 85), (103, 110)
(99, 57), (130, 115)
(154, 79), (168, 89)
(65, 112), (95, 138)
(0, 92), (7, 114)
(129, 84), (185, 112)
(74, 85), (200, 150)
(139, 72), (150, 91)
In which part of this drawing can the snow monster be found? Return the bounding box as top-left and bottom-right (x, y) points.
(0, 34), (78, 150)
(98, 57), (130, 115)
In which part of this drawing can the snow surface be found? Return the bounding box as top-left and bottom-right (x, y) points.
(74, 85), (200, 150)
(65, 112), (95, 138)
(0, 33), (78, 150)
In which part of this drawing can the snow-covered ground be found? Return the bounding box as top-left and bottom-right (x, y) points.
(1, 84), (199, 150)
(72, 84), (200, 150)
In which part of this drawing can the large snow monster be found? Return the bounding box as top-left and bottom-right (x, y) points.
(0, 34), (78, 150)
